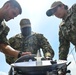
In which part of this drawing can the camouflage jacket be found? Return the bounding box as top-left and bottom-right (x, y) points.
(6, 32), (54, 64)
(59, 4), (76, 60)
(0, 21), (9, 45)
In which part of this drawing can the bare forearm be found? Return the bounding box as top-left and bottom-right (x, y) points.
(0, 44), (19, 58)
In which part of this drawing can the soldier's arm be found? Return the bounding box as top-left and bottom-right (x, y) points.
(59, 30), (70, 60)
(37, 34), (54, 59)
(0, 23), (18, 64)
(0, 23), (10, 45)
(0, 44), (20, 58)
(5, 37), (17, 64)
(0, 22), (19, 58)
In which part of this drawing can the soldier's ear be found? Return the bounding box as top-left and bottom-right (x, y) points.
(4, 3), (11, 9)
(64, 5), (68, 10)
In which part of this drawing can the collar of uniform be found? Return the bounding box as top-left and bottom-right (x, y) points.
(15, 31), (35, 39)
(59, 21), (65, 28)
(15, 33), (31, 39)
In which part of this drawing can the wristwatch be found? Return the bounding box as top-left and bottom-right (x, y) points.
(18, 51), (22, 58)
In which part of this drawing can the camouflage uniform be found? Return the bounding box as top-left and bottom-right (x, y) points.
(59, 4), (76, 60)
(0, 21), (9, 45)
(6, 32), (54, 64)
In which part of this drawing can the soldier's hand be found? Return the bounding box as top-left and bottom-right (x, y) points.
(18, 51), (31, 58)
(21, 52), (31, 56)
(45, 52), (52, 60)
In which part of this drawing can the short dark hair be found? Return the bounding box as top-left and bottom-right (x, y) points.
(57, 4), (68, 10)
(59, 4), (68, 10)
(3, 0), (22, 14)
(64, 5), (68, 10)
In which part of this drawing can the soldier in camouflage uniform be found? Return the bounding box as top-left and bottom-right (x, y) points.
(46, 1), (76, 60)
(6, 18), (54, 64)
(0, 0), (31, 59)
